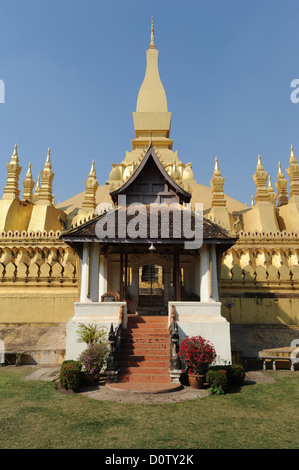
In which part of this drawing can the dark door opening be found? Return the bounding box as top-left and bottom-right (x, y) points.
(138, 264), (164, 307)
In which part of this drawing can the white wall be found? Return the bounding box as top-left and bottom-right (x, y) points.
(66, 302), (127, 361)
(169, 301), (232, 365)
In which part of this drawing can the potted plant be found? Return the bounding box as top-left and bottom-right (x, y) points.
(178, 335), (217, 389)
(76, 323), (109, 385)
(79, 342), (109, 384)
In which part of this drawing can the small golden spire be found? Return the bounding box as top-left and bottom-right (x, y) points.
(290, 144), (297, 164)
(22, 162), (35, 203)
(253, 154), (269, 203)
(26, 162), (32, 177)
(213, 156), (221, 176)
(276, 161), (288, 206)
(257, 154), (264, 170)
(150, 17), (155, 49)
(210, 156), (226, 207)
(81, 161), (99, 211)
(267, 175), (273, 189)
(37, 148), (54, 205)
(45, 147), (52, 169)
(12, 143), (18, 162)
(3, 143), (22, 200)
(89, 160), (96, 177)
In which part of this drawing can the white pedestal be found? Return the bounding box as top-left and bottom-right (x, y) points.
(66, 302), (127, 361)
(169, 301), (232, 365)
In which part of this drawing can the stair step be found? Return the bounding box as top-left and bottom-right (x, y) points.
(122, 344), (169, 352)
(127, 324), (169, 330)
(118, 374), (172, 384)
(125, 329), (169, 335)
(119, 367), (170, 375)
(120, 354), (170, 362)
(127, 315), (168, 324)
(123, 338), (169, 349)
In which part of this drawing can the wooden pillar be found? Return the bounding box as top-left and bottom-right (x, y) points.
(174, 251), (181, 301)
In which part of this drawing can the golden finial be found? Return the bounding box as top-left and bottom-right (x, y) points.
(268, 175), (273, 189)
(11, 143), (19, 162)
(89, 160), (96, 177)
(213, 156), (221, 176)
(44, 147), (52, 169)
(26, 162), (32, 177)
(257, 154), (264, 170)
(150, 17), (155, 49)
(278, 161), (282, 174)
(290, 144), (297, 164)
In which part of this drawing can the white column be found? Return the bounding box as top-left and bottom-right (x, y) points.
(80, 242), (89, 302)
(89, 243), (100, 302)
(194, 254), (201, 297)
(199, 244), (210, 302)
(211, 244), (219, 301)
(98, 254), (108, 301)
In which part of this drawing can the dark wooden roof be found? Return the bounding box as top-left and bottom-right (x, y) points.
(110, 145), (191, 205)
(62, 204), (237, 246)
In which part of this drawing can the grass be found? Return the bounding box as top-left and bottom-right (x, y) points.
(0, 366), (298, 449)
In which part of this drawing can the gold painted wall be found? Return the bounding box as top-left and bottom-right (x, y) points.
(0, 233), (79, 323)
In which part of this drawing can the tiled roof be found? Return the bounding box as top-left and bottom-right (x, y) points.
(62, 204), (237, 245)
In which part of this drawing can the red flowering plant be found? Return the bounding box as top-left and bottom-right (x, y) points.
(178, 335), (217, 376)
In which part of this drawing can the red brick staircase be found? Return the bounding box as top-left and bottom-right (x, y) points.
(118, 315), (172, 384)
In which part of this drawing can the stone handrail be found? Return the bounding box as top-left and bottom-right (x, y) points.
(169, 304), (181, 372)
(105, 318), (124, 383)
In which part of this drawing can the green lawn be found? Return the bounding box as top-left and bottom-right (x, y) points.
(0, 366), (298, 449)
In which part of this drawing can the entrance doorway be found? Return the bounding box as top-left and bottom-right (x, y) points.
(138, 264), (164, 307)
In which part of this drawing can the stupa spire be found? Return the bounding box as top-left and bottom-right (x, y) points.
(253, 154), (270, 203)
(81, 160), (99, 211)
(287, 144), (299, 200)
(22, 162), (35, 203)
(37, 148), (54, 206)
(275, 161), (288, 206)
(267, 175), (277, 206)
(3, 143), (22, 200)
(210, 157), (226, 207)
(150, 17), (155, 49)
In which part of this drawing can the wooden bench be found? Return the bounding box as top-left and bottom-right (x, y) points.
(259, 347), (298, 371)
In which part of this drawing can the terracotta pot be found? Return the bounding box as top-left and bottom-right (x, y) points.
(188, 374), (204, 389)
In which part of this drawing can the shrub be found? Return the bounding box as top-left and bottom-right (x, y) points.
(79, 342), (109, 379)
(76, 323), (107, 345)
(208, 364), (246, 389)
(60, 360), (82, 392)
(206, 369), (228, 395)
(226, 364), (246, 386)
(178, 335), (217, 376)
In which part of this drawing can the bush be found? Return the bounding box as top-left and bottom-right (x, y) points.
(79, 342), (109, 379)
(206, 369), (228, 395)
(60, 360), (82, 392)
(208, 364), (246, 389)
(226, 364), (246, 386)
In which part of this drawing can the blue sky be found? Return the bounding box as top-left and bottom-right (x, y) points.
(0, 0), (299, 206)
